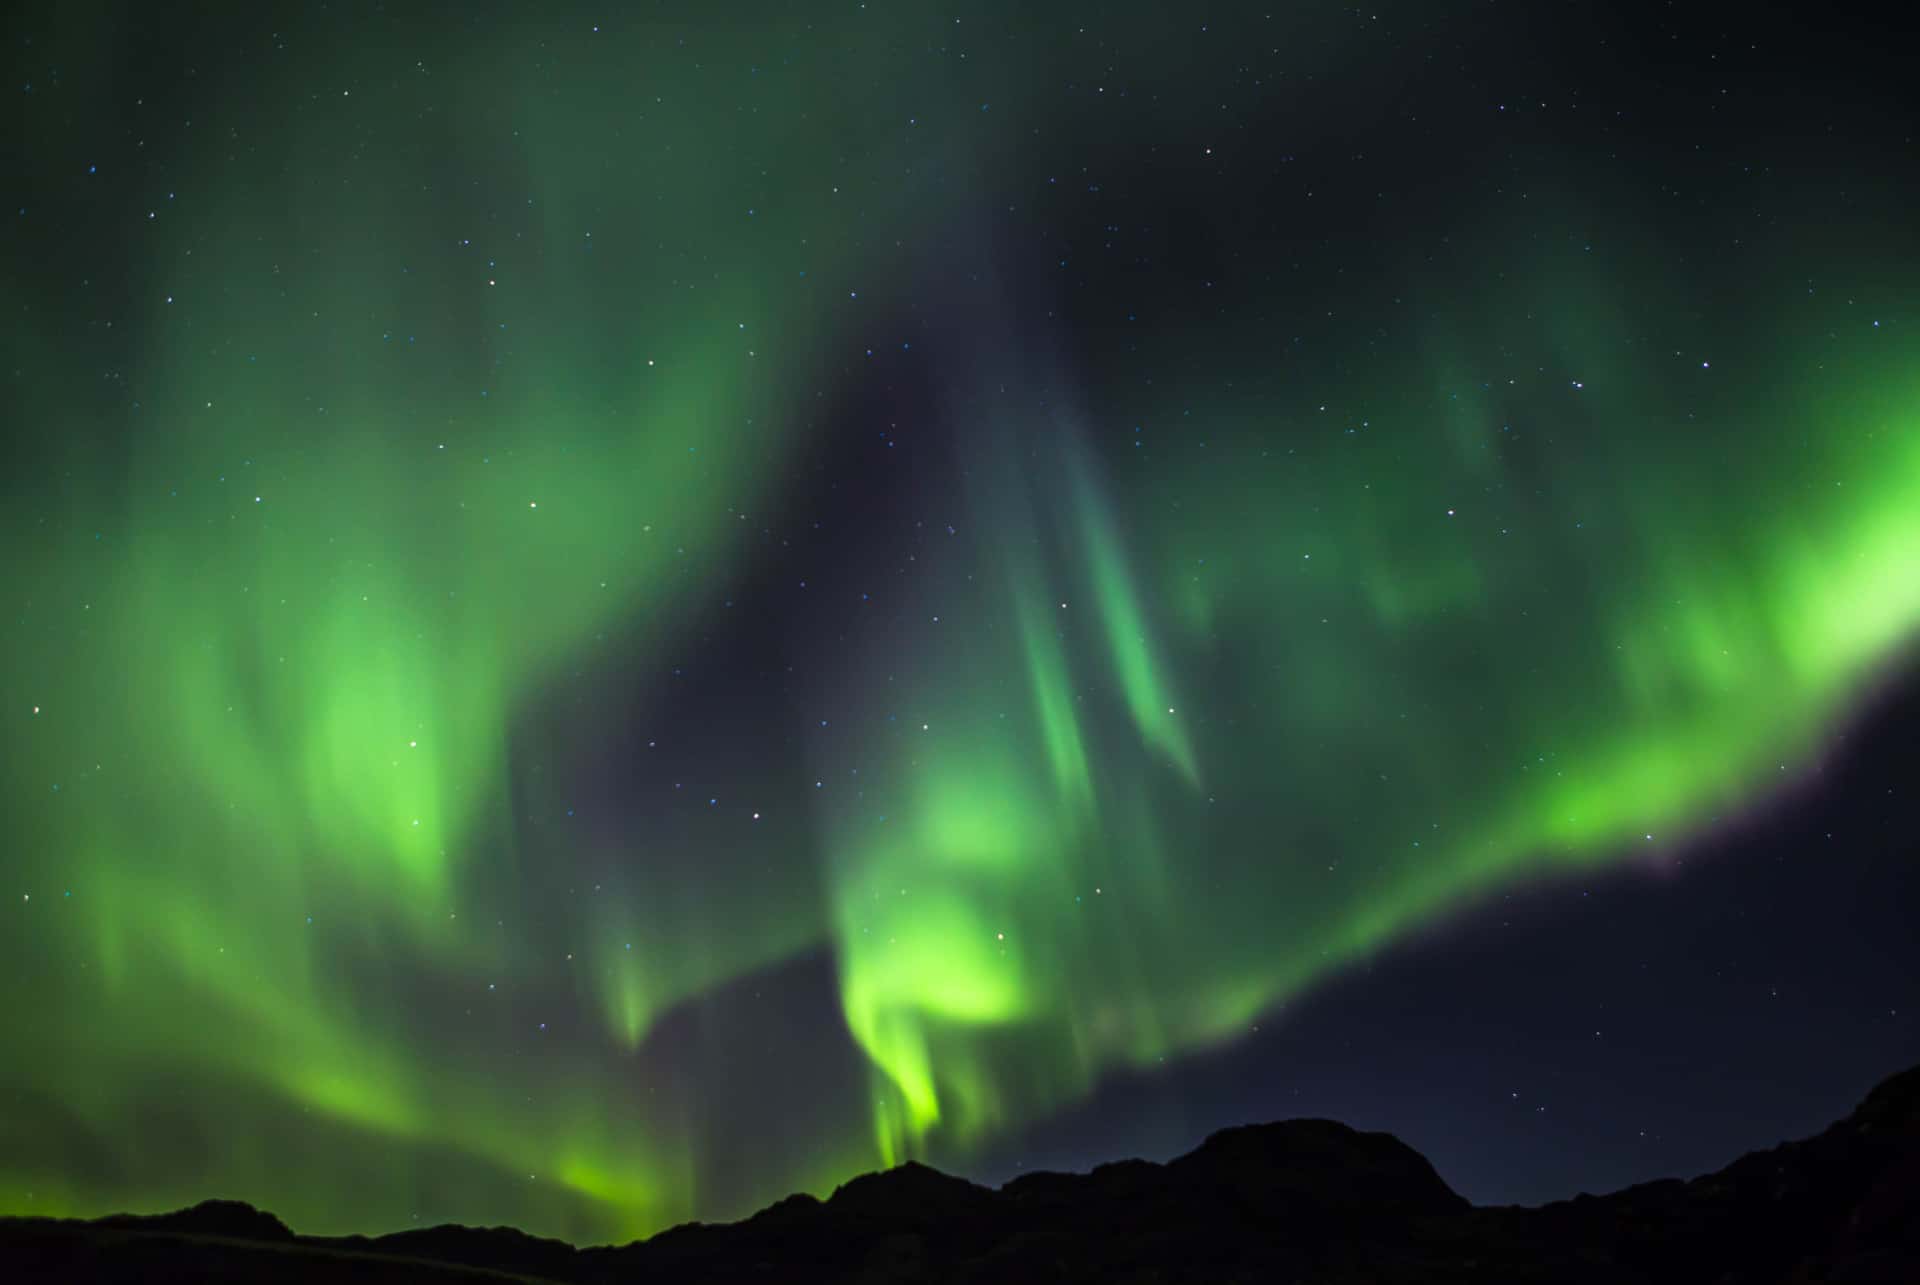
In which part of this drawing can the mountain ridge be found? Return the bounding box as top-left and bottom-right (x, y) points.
(5, 1060), (1916, 1282)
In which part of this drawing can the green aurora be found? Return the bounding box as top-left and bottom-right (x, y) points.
(5, 0), (1919, 1246)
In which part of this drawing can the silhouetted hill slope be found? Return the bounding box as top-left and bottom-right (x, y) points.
(93, 1198), (295, 1244)
(6, 1061), (1917, 1283)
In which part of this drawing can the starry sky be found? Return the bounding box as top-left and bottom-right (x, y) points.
(5, 0), (1918, 1247)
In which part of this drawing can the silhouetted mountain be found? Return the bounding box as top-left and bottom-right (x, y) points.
(94, 1198), (294, 1244)
(6, 1061), (1917, 1283)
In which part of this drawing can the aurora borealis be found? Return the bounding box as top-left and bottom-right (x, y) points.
(5, 0), (1919, 1247)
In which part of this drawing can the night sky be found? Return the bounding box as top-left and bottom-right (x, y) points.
(5, 0), (1919, 1248)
